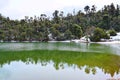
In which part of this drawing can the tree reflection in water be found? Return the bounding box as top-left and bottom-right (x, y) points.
(0, 50), (120, 77)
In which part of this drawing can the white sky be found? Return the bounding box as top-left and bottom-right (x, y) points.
(0, 0), (119, 20)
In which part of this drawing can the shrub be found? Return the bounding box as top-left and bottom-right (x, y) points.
(108, 29), (117, 36)
(90, 27), (110, 42)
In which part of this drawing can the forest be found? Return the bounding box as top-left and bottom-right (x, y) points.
(0, 3), (120, 42)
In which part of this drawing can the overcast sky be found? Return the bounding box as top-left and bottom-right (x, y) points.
(0, 0), (119, 20)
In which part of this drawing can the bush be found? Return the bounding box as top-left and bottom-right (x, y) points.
(108, 29), (117, 36)
(90, 27), (110, 42)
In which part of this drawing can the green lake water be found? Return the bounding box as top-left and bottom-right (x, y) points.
(0, 42), (120, 80)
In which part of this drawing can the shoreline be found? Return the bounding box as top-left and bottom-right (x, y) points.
(94, 41), (120, 44)
(0, 40), (120, 44)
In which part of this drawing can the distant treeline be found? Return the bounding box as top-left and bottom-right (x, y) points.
(0, 3), (120, 42)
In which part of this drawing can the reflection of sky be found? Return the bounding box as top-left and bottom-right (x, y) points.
(0, 68), (10, 80)
(99, 43), (120, 55)
(0, 61), (120, 80)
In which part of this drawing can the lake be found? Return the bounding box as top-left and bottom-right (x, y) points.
(0, 42), (120, 80)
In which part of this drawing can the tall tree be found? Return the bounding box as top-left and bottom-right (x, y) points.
(84, 5), (90, 14)
(84, 5), (90, 26)
(53, 10), (60, 24)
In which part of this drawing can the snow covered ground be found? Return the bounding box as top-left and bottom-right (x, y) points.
(71, 32), (120, 44)
(110, 32), (120, 41)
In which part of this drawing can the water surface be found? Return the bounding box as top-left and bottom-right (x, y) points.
(0, 42), (120, 80)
